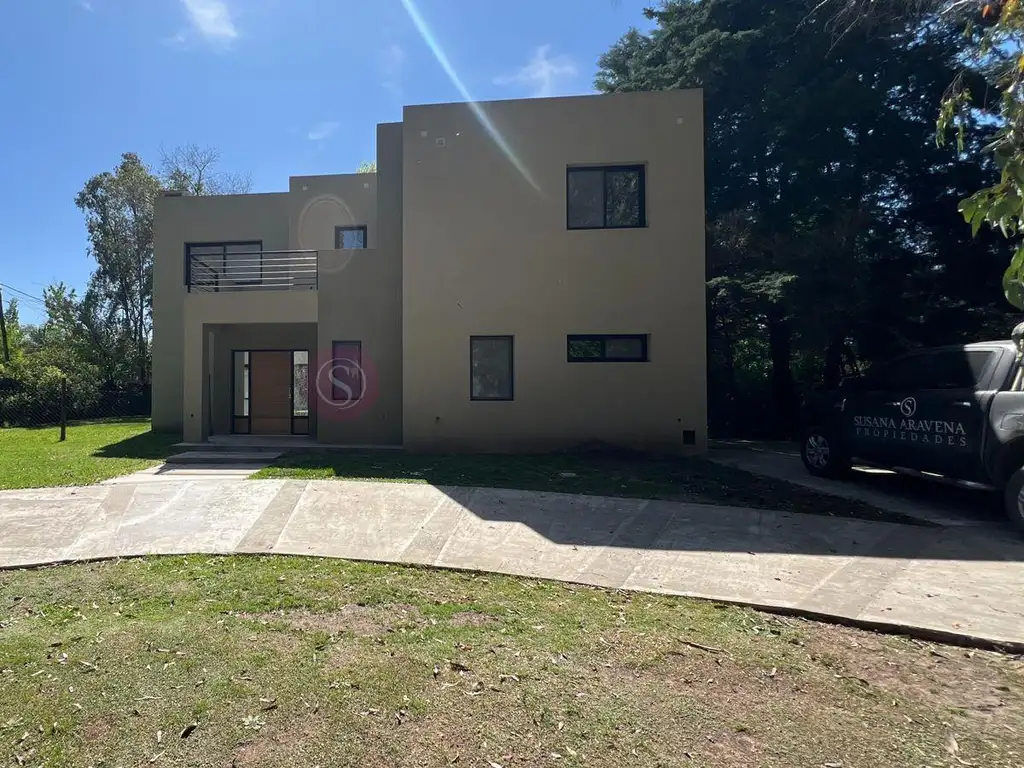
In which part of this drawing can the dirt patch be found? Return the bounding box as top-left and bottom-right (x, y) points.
(449, 611), (499, 628)
(243, 605), (424, 638)
(230, 715), (327, 767)
(799, 623), (1024, 724)
(81, 714), (116, 743)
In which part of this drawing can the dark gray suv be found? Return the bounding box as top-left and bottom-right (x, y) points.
(801, 341), (1024, 533)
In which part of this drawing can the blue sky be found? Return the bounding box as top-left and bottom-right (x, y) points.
(0, 0), (652, 324)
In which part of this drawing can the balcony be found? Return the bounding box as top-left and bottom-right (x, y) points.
(186, 249), (318, 292)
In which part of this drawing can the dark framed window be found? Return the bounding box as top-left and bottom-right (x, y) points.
(335, 225), (367, 249)
(567, 165), (646, 230)
(231, 350), (251, 434)
(331, 341), (365, 402)
(471, 336), (514, 401)
(568, 334), (648, 362)
(292, 350), (310, 435)
(186, 241), (263, 290)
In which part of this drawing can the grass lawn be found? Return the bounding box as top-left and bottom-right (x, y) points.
(254, 451), (924, 526)
(0, 419), (179, 490)
(1, 556), (1021, 767)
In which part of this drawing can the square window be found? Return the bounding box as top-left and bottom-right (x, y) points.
(567, 165), (646, 229)
(567, 335), (648, 363)
(335, 226), (367, 249)
(331, 341), (364, 402)
(471, 336), (514, 400)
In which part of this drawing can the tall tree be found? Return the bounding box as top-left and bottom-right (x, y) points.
(75, 153), (162, 385)
(161, 144), (252, 196)
(597, 0), (1009, 435)
(823, 0), (1024, 308)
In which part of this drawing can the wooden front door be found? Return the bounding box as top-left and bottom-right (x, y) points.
(249, 351), (293, 435)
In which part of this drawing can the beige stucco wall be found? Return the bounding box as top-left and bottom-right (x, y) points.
(152, 192), (290, 435)
(401, 90), (707, 453)
(281, 171), (400, 445)
(288, 174), (377, 251)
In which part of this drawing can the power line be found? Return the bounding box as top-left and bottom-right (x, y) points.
(0, 282), (46, 307)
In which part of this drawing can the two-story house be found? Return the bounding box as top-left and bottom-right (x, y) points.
(151, 89), (707, 453)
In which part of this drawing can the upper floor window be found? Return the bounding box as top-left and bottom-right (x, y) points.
(567, 165), (646, 230)
(186, 241), (263, 290)
(335, 225), (367, 249)
(568, 334), (649, 362)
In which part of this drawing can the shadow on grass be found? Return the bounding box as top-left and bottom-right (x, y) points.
(92, 430), (181, 461)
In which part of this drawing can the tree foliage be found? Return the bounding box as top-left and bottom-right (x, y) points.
(161, 144), (252, 196)
(824, 0), (1024, 307)
(356, 161), (377, 174)
(598, 0), (1012, 436)
(75, 153), (162, 386)
(1, 146), (250, 422)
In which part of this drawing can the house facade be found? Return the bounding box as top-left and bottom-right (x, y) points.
(151, 89), (707, 453)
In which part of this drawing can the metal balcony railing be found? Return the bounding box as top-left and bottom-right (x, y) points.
(185, 250), (318, 292)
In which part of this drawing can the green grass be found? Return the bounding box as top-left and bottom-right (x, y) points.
(1, 556), (1020, 767)
(0, 419), (179, 490)
(253, 451), (926, 526)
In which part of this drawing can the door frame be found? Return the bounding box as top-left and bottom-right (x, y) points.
(230, 348), (309, 436)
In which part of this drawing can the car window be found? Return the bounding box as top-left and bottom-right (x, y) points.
(862, 349), (996, 392)
(862, 355), (928, 391)
(929, 350), (994, 390)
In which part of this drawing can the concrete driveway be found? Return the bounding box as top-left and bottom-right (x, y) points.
(710, 441), (1010, 530)
(2, 477), (1023, 650)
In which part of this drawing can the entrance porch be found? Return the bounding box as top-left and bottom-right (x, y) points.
(197, 322), (318, 442)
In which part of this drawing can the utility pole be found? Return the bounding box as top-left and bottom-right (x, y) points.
(0, 285), (10, 364)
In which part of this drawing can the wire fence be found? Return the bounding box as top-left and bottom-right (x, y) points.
(0, 381), (151, 435)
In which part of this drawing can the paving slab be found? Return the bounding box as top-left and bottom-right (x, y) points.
(0, 478), (1022, 649)
(104, 464), (269, 484)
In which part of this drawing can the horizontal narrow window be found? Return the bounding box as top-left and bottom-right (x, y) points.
(567, 334), (648, 362)
(335, 225), (367, 249)
(471, 336), (514, 401)
(331, 341), (365, 402)
(567, 165), (646, 230)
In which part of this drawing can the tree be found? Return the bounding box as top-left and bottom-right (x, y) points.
(597, 0), (1010, 436)
(1, 296), (23, 362)
(822, 0), (1024, 308)
(161, 144), (252, 196)
(356, 161), (377, 173)
(75, 153), (162, 385)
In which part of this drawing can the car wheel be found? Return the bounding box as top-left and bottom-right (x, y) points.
(1002, 467), (1024, 535)
(801, 428), (850, 478)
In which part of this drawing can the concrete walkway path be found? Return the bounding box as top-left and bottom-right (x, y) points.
(710, 442), (1008, 530)
(1, 478), (1023, 649)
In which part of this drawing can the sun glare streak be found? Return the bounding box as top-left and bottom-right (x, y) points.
(398, 0), (541, 192)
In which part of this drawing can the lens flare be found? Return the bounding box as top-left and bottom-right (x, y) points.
(398, 0), (541, 192)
